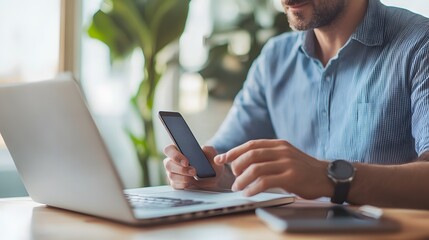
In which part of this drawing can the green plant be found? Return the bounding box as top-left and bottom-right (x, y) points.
(200, 0), (291, 99)
(87, 0), (190, 186)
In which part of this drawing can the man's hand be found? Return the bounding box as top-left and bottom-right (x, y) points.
(163, 144), (227, 190)
(214, 139), (333, 199)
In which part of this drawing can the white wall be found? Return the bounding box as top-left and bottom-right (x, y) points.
(381, 0), (429, 17)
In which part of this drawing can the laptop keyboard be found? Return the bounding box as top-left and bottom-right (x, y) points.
(125, 194), (208, 209)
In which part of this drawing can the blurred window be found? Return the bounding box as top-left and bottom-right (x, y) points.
(0, 0), (60, 153)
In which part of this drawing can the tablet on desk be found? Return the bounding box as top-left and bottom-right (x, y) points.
(256, 205), (400, 233)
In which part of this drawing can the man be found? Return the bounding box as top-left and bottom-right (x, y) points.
(163, 0), (429, 209)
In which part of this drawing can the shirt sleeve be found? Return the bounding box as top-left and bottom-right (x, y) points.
(209, 40), (277, 154)
(410, 38), (429, 156)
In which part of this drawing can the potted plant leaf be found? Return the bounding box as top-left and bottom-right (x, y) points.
(200, 0), (291, 99)
(87, 0), (190, 186)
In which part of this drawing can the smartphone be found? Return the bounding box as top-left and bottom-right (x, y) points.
(158, 111), (216, 179)
(256, 206), (399, 233)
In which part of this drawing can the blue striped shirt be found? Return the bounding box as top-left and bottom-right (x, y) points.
(210, 0), (429, 164)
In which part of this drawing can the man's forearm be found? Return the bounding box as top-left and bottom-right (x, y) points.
(348, 154), (429, 209)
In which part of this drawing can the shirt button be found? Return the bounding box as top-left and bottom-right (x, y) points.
(322, 110), (327, 116)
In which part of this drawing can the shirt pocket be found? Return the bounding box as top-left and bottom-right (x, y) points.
(355, 102), (378, 161)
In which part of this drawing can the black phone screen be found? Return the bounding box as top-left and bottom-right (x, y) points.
(159, 111), (216, 178)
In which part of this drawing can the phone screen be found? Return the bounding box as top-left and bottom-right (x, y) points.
(159, 111), (216, 178)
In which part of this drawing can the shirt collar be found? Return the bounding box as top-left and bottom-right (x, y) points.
(299, 0), (386, 55)
(299, 31), (316, 59)
(351, 0), (385, 46)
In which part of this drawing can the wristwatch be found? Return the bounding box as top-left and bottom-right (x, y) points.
(327, 160), (356, 204)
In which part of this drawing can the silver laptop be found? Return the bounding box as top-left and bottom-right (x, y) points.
(0, 76), (294, 225)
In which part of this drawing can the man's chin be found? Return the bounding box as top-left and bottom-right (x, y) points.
(286, 7), (315, 30)
(287, 16), (311, 31)
(290, 24), (311, 31)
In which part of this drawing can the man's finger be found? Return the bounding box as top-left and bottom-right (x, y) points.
(163, 144), (189, 167)
(167, 171), (195, 184)
(243, 174), (285, 196)
(170, 181), (190, 190)
(164, 158), (196, 177)
(215, 139), (289, 164)
(230, 148), (287, 176)
(231, 161), (287, 191)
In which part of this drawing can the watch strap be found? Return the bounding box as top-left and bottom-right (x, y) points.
(331, 181), (351, 204)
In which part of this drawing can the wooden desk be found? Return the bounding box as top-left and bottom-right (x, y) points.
(1, 197), (429, 240)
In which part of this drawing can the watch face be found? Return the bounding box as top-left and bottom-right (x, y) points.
(329, 160), (354, 180)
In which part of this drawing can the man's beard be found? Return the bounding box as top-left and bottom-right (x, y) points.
(285, 0), (347, 31)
